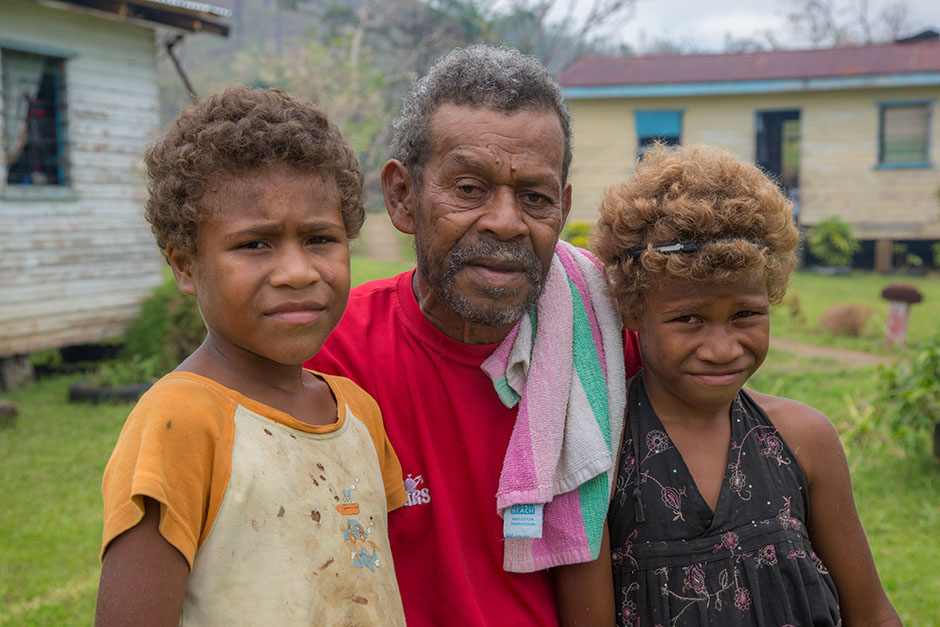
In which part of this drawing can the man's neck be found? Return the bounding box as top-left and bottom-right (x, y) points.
(411, 271), (515, 345)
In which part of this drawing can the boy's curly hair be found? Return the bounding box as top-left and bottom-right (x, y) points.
(591, 143), (799, 319)
(145, 85), (364, 257)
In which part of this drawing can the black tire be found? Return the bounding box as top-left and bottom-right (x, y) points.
(68, 380), (152, 404)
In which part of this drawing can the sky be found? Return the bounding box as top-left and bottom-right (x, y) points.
(606, 0), (940, 52)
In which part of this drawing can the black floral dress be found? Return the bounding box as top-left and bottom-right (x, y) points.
(609, 373), (842, 627)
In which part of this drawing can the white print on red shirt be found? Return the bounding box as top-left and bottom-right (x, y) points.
(403, 473), (431, 507)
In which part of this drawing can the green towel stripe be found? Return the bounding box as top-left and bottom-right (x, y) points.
(529, 308), (538, 343)
(568, 278), (611, 447)
(568, 276), (612, 557)
(492, 376), (521, 408)
(578, 472), (608, 557)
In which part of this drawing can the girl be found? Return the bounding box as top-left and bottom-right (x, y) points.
(579, 144), (900, 626)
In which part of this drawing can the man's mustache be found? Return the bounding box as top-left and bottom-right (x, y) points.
(447, 240), (543, 282)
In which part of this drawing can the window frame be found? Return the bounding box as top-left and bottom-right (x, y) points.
(876, 99), (934, 170)
(1, 39), (73, 192)
(634, 109), (683, 159)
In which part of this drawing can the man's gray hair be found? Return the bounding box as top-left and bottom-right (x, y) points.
(391, 44), (572, 186)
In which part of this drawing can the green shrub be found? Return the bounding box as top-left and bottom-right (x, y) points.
(29, 349), (62, 370)
(931, 242), (940, 268)
(892, 243), (923, 270)
(561, 221), (592, 249)
(871, 331), (940, 452)
(806, 217), (860, 267)
(119, 272), (205, 374)
(93, 355), (163, 387)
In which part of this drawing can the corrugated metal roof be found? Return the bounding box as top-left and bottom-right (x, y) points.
(143, 0), (231, 18)
(47, 0), (230, 36)
(558, 39), (940, 87)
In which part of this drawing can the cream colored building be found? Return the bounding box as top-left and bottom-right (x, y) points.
(559, 35), (940, 270)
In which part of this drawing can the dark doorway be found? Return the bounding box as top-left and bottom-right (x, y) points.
(756, 110), (801, 219)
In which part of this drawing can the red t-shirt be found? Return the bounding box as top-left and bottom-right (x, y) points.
(307, 270), (641, 626)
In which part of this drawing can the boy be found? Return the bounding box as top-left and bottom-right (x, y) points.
(95, 86), (406, 626)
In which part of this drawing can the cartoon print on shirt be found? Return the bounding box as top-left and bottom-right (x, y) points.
(311, 464), (386, 573)
(353, 548), (380, 571)
(335, 478), (361, 515)
(343, 518), (375, 543)
(340, 515), (381, 571)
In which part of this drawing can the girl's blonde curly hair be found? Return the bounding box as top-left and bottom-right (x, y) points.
(591, 143), (799, 319)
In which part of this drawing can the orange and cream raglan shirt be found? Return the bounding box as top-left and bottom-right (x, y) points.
(101, 371), (406, 626)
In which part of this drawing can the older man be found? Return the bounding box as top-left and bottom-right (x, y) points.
(308, 44), (641, 626)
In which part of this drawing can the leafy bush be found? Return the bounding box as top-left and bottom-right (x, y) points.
(29, 349), (62, 370)
(892, 243), (923, 271)
(93, 355), (163, 388)
(932, 242), (940, 268)
(561, 221), (592, 249)
(806, 217), (860, 267)
(818, 303), (874, 337)
(119, 272), (205, 375)
(871, 331), (940, 452)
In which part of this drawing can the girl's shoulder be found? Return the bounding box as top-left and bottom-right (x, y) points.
(744, 389), (845, 486)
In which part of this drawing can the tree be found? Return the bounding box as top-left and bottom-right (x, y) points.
(246, 29), (393, 208)
(494, 0), (638, 70)
(785, 0), (914, 47)
(156, 0), (641, 210)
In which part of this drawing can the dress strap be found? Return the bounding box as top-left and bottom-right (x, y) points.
(627, 373), (646, 524)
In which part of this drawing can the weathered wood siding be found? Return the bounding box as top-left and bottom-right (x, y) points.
(567, 88), (940, 240)
(0, 0), (164, 357)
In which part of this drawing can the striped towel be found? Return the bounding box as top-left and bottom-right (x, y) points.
(481, 240), (626, 573)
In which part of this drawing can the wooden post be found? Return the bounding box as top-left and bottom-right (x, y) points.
(874, 239), (893, 273)
(934, 422), (940, 461)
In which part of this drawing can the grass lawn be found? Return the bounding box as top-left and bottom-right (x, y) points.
(772, 269), (940, 354)
(1, 259), (938, 624)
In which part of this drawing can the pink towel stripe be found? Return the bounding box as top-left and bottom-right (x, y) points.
(529, 489), (591, 569)
(556, 246), (607, 375)
(488, 321), (521, 366)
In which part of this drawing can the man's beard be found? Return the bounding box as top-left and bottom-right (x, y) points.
(415, 236), (545, 327)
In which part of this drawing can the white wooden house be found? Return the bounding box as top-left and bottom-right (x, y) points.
(0, 0), (228, 362)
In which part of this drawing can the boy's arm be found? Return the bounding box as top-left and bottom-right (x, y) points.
(551, 521), (615, 627)
(755, 393), (901, 626)
(96, 497), (188, 627)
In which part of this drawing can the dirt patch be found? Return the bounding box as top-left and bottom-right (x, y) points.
(771, 337), (894, 368)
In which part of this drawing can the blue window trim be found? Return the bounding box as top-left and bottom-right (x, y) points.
(634, 109), (683, 139)
(0, 39), (76, 59)
(875, 98), (936, 108)
(877, 99), (935, 168)
(875, 161), (933, 170)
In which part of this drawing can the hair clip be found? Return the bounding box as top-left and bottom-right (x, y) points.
(618, 239), (770, 262)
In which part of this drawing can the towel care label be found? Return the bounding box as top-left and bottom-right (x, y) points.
(503, 503), (543, 538)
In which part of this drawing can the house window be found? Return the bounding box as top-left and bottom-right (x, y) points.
(878, 102), (931, 167)
(635, 110), (682, 158)
(2, 48), (67, 185)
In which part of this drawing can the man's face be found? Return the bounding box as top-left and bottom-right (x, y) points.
(408, 103), (570, 343)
